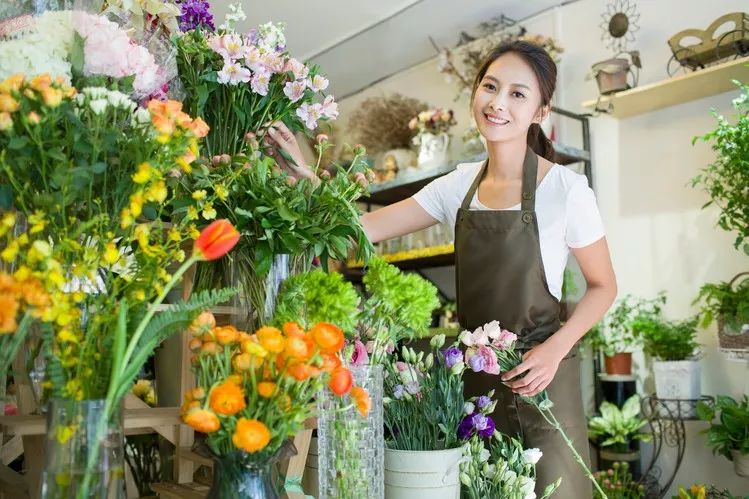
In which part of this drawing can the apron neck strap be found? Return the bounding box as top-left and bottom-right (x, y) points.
(459, 147), (539, 212)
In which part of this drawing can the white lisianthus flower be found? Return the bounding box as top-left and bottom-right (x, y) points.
(521, 448), (543, 465)
(463, 402), (475, 415)
(89, 99), (109, 115)
(518, 475), (536, 498)
(478, 448), (491, 463)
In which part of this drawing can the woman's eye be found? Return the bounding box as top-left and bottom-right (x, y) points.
(512, 91), (526, 99)
(482, 83), (496, 91)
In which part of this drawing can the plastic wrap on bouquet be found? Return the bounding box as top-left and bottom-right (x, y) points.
(41, 398), (125, 499)
(317, 365), (384, 499)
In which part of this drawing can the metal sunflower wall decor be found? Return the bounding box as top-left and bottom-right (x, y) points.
(599, 0), (641, 53)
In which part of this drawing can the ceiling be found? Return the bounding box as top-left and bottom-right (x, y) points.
(212, 0), (568, 99)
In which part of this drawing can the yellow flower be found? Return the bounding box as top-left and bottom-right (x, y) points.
(0, 74), (24, 94)
(214, 184), (229, 200)
(55, 425), (77, 444)
(0, 211), (15, 234)
(173, 249), (186, 262)
(176, 156), (193, 173)
(187, 206), (199, 220)
(1, 241), (19, 262)
(0, 112), (12, 132)
(40, 87), (63, 107)
(0, 94), (19, 113)
(103, 242), (120, 265)
(132, 379), (153, 399)
(188, 224), (200, 240)
(133, 289), (146, 301)
(192, 190), (207, 201)
(27, 240), (52, 264)
(168, 228), (181, 242)
(57, 329), (79, 344)
(132, 162), (153, 184)
(13, 265), (31, 281)
(202, 203), (216, 220)
(146, 181), (167, 203)
(156, 134), (170, 144)
(120, 208), (134, 229)
(129, 192), (145, 217)
(135, 224), (150, 250)
(28, 211), (47, 234)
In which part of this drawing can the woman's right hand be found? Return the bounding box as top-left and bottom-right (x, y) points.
(264, 121), (317, 182)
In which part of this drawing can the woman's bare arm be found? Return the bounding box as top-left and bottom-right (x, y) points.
(361, 198), (439, 244)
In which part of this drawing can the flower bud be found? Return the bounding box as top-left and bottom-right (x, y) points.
(316, 133), (329, 144)
(460, 473), (471, 486)
(401, 346), (410, 363)
(429, 334), (446, 350)
(353, 144), (366, 156)
(220, 154), (231, 165)
(450, 361), (465, 375)
(244, 131), (256, 142)
(424, 353), (434, 370)
(211, 155), (222, 166)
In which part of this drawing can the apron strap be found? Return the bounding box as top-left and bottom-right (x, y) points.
(460, 159), (488, 210)
(520, 146), (538, 223)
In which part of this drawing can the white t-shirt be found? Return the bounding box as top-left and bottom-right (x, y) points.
(412, 161), (605, 300)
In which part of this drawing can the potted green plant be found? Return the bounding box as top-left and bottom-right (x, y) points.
(692, 79), (749, 256)
(694, 272), (749, 353)
(592, 462), (645, 499)
(697, 395), (749, 478)
(635, 311), (701, 402)
(588, 395), (652, 466)
(587, 294), (665, 375)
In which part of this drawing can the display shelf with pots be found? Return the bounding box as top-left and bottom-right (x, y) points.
(582, 56), (749, 118)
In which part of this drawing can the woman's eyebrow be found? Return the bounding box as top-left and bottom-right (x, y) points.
(483, 74), (531, 90)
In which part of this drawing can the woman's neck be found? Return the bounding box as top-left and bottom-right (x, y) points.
(485, 138), (527, 181)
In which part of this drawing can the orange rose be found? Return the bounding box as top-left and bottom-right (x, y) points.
(209, 381), (246, 416)
(257, 381), (276, 398)
(183, 408), (220, 433)
(256, 326), (285, 353)
(329, 367), (353, 396)
(215, 325), (239, 345)
(232, 418), (271, 453)
(320, 353), (341, 373)
(350, 386), (371, 417)
(282, 322), (305, 337)
(310, 323), (345, 354)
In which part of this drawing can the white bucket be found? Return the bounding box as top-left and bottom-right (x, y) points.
(303, 436), (319, 498)
(732, 450), (749, 478)
(384, 447), (462, 499)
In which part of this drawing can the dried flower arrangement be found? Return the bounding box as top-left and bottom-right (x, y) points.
(348, 93), (429, 155)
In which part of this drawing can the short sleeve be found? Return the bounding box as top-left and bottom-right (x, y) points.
(412, 170), (456, 224)
(565, 176), (605, 248)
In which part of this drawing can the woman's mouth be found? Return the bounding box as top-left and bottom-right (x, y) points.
(484, 113), (510, 126)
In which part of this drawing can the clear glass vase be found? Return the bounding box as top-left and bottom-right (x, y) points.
(317, 365), (384, 499)
(40, 399), (125, 499)
(207, 450), (280, 499)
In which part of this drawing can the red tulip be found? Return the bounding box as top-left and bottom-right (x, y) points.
(194, 219), (240, 260)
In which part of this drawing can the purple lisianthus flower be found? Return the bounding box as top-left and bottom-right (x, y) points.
(457, 414), (475, 440)
(405, 381), (421, 395)
(178, 0), (215, 32)
(458, 412), (497, 440)
(468, 353), (485, 372)
(476, 414), (495, 438)
(476, 395), (491, 410)
(393, 384), (405, 400)
(442, 347), (463, 368)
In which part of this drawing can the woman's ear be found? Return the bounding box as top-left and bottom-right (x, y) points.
(534, 104), (551, 124)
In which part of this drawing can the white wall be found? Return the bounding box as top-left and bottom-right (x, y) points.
(338, 0), (749, 494)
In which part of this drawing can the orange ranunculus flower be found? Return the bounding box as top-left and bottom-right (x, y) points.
(188, 311), (216, 336)
(329, 367), (353, 396)
(215, 325), (239, 345)
(350, 386), (371, 417)
(284, 335), (311, 360)
(188, 338), (203, 352)
(180, 400), (200, 416)
(320, 353), (342, 373)
(0, 293), (19, 334)
(256, 326), (285, 353)
(183, 408), (220, 433)
(286, 362), (314, 381)
(194, 219), (240, 261)
(282, 322), (305, 337)
(241, 338), (268, 358)
(257, 381), (276, 398)
(310, 323), (345, 354)
(232, 418), (271, 453)
(226, 374), (244, 385)
(191, 387), (206, 401)
(29, 74), (52, 90)
(209, 381), (246, 416)
(277, 394), (291, 411)
(200, 341), (218, 355)
(232, 353), (252, 372)
(189, 116), (210, 138)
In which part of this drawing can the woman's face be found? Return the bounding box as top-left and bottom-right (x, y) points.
(471, 52), (548, 144)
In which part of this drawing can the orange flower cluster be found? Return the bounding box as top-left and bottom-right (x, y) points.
(181, 312), (371, 456)
(0, 271), (51, 334)
(0, 74), (76, 133)
(147, 99), (207, 172)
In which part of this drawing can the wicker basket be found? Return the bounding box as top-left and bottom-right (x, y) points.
(716, 272), (749, 351)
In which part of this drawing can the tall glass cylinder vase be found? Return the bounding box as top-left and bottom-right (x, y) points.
(207, 450), (281, 499)
(317, 365), (384, 499)
(246, 253), (309, 330)
(40, 399), (125, 499)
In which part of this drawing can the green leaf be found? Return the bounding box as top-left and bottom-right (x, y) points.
(696, 401), (715, 421)
(8, 136), (29, 150)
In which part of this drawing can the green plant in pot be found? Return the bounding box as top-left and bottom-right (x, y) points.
(635, 310), (702, 403)
(587, 294), (665, 375)
(691, 79), (749, 256)
(696, 395), (749, 478)
(694, 272), (749, 352)
(588, 395), (652, 463)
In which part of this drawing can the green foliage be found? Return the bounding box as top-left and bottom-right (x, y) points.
(692, 79), (749, 255)
(697, 395), (749, 461)
(636, 315), (700, 361)
(273, 269), (360, 332)
(588, 395), (652, 452)
(693, 274), (749, 332)
(587, 293), (665, 357)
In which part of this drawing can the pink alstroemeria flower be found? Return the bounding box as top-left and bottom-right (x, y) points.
(320, 95), (338, 120)
(460, 325), (489, 347)
(214, 34), (250, 62)
(283, 80), (306, 103)
(217, 62), (251, 85)
(307, 74), (329, 92)
(251, 68), (271, 96)
(284, 58), (309, 81)
(296, 102), (323, 130)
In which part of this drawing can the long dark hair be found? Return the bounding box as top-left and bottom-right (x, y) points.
(471, 40), (557, 162)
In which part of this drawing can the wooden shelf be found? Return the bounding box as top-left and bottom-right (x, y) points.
(154, 304), (244, 316)
(0, 407), (181, 437)
(365, 142), (590, 206)
(582, 56), (749, 118)
(347, 244), (455, 272)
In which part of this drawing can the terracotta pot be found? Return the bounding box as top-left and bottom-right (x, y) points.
(604, 352), (632, 375)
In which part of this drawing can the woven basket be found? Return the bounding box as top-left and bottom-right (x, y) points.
(716, 272), (749, 351)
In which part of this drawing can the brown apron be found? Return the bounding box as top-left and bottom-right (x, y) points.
(455, 147), (592, 498)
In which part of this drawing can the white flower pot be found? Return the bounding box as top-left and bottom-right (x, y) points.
(384, 447), (462, 499)
(415, 132), (450, 168)
(653, 360), (701, 416)
(732, 450), (749, 477)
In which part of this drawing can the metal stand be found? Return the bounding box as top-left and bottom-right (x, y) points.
(639, 395), (714, 499)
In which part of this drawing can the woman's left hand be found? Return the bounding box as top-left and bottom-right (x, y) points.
(501, 341), (566, 397)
